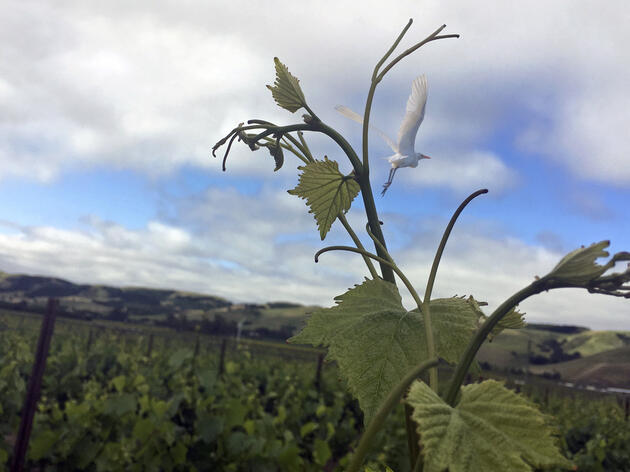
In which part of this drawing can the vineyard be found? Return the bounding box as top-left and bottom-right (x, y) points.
(1, 311), (629, 471)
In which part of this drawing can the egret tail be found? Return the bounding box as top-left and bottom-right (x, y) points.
(335, 105), (398, 153)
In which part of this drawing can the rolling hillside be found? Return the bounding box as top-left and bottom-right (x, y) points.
(528, 346), (630, 388)
(2, 270), (629, 387)
(0, 271), (315, 329)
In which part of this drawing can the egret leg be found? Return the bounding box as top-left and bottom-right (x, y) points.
(381, 167), (397, 196)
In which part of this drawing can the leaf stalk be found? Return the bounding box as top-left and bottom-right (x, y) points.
(346, 358), (439, 472)
(422, 189), (488, 391)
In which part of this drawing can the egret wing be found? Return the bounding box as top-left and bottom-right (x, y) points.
(335, 105), (398, 153)
(396, 75), (427, 157)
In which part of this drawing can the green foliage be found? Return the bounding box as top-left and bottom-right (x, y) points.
(543, 394), (630, 472)
(1, 324), (384, 471)
(1, 321), (628, 471)
(266, 57), (307, 113)
(406, 380), (574, 472)
(288, 157), (361, 239)
(290, 279), (479, 424)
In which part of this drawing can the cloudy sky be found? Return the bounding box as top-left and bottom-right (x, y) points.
(1, 1), (629, 330)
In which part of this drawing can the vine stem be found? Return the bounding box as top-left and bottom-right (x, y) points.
(297, 131), (314, 161)
(444, 279), (546, 406)
(421, 189), (488, 391)
(215, 116), (394, 281)
(376, 25), (460, 82)
(338, 214), (379, 279)
(357, 20), (457, 467)
(362, 18), (414, 172)
(309, 121), (395, 282)
(346, 358), (439, 472)
(314, 246), (424, 311)
(316, 243), (432, 462)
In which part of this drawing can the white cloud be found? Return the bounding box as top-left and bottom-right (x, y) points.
(405, 150), (517, 194)
(0, 1), (628, 331)
(0, 186), (367, 305)
(0, 185), (627, 329)
(394, 227), (630, 330)
(1, 0), (628, 187)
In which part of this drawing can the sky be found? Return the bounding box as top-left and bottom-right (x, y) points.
(1, 1), (629, 330)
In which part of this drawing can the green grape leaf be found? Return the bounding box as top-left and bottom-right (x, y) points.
(300, 421), (318, 438)
(406, 380), (574, 472)
(266, 57), (307, 113)
(111, 375), (126, 393)
(104, 393), (136, 417)
(168, 348), (192, 369)
(171, 441), (188, 465)
(288, 157), (360, 240)
(28, 429), (58, 461)
(133, 417), (155, 442)
(420, 296), (482, 364)
(313, 438), (332, 466)
(289, 279), (479, 424)
(197, 414), (223, 443)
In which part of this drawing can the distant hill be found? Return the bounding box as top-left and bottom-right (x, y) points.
(529, 346), (630, 388)
(0, 271), (231, 318)
(0, 270), (317, 339)
(478, 326), (630, 388)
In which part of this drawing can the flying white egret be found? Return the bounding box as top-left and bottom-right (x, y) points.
(335, 75), (431, 196)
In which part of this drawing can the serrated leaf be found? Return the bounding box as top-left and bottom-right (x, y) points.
(288, 157), (360, 239)
(493, 307), (527, 335)
(289, 279), (479, 424)
(406, 380), (574, 472)
(266, 57), (307, 113)
(470, 296), (527, 341)
(546, 240), (612, 284)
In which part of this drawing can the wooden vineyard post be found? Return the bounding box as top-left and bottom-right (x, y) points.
(147, 334), (154, 357)
(10, 298), (58, 472)
(314, 353), (324, 392)
(217, 338), (227, 378)
(85, 329), (94, 353)
(194, 333), (200, 360)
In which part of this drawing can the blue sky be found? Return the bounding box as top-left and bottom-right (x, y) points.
(1, 1), (629, 329)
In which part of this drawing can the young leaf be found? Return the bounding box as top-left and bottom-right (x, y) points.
(406, 380), (574, 472)
(288, 157), (360, 239)
(541, 240), (630, 297)
(546, 241), (612, 284)
(266, 57), (307, 113)
(289, 279), (479, 424)
(261, 140), (284, 171)
(238, 131), (285, 171)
